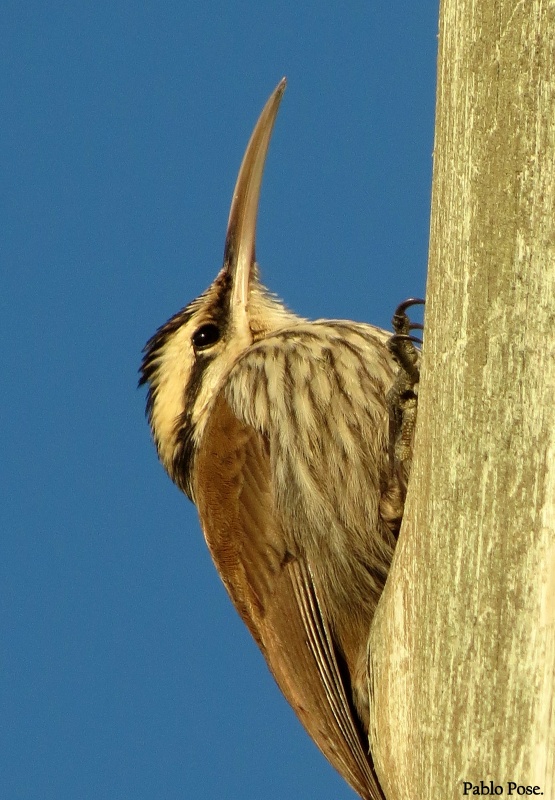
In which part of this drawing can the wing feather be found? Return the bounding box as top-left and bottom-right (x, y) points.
(194, 390), (383, 800)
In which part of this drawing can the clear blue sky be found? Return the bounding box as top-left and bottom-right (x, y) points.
(2, 3), (437, 798)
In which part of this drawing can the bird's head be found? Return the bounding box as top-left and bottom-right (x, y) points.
(139, 79), (297, 495)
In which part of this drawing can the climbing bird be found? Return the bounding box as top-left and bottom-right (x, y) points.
(140, 79), (411, 800)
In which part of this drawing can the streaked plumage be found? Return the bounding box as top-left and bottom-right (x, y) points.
(139, 79), (404, 800)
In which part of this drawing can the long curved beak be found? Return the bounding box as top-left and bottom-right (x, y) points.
(223, 78), (287, 314)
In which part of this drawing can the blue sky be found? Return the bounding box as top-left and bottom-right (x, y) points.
(1, 3), (437, 798)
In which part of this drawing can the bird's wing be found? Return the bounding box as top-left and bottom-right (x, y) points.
(193, 390), (383, 800)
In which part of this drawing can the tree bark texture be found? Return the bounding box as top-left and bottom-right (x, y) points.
(368, 1), (555, 798)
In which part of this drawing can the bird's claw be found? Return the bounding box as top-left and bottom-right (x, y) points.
(388, 298), (424, 385)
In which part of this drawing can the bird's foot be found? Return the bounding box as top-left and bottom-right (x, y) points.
(386, 298), (425, 506)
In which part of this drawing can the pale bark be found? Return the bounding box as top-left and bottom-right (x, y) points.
(368, 1), (555, 798)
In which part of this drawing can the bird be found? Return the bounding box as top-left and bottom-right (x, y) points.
(139, 78), (410, 800)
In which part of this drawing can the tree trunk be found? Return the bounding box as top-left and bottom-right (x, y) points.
(368, 1), (555, 798)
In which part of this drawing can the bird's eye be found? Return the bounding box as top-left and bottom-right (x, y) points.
(192, 323), (221, 351)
